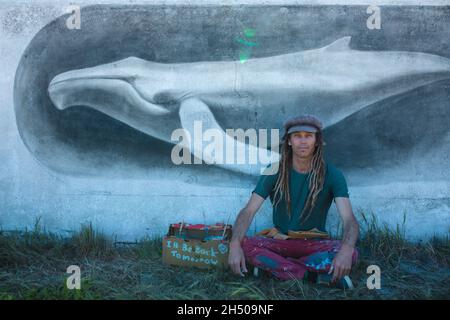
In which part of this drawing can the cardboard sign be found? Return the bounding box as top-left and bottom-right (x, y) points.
(162, 223), (232, 269)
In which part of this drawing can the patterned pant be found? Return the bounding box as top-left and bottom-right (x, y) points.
(241, 235), (359, 280)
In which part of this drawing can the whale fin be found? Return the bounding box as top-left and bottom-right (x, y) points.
(178, 98), (279, 175)
(322, 36), (352, 51)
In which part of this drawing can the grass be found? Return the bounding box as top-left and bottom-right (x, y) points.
(0, 213), (449, 300)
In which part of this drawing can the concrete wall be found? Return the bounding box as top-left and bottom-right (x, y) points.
(1, 1), (449, 241)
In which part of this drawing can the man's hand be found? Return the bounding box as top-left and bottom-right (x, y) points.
(329, 243), (354, 282)
(331, 197), (360, 282)
(228, 241), (248, 277)
(228, 193), (264, 277)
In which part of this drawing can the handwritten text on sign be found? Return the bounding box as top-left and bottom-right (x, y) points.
(166, 239), (228, 266)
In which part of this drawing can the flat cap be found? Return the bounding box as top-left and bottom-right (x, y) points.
(283, 114), (323, 136)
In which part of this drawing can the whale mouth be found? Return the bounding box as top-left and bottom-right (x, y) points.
(50, 74), (134, 87)
(48, 72), (170, 116)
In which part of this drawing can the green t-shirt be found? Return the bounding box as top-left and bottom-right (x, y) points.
(252, 162), (349, 234)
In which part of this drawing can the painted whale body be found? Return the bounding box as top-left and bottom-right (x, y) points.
(48, 36), (450, 175)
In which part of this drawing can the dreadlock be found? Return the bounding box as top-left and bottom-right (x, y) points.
(272, 130), (327, 223)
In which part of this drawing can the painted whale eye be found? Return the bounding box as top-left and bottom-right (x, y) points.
(127, 75), (138, 82)
(153, 91), (173, 104)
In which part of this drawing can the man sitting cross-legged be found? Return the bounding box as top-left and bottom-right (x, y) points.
(228, 114), (360, 289)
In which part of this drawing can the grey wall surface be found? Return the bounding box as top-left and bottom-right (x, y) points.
(1, 1), (449, 241)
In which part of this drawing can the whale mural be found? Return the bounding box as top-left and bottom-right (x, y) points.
(6, 4), (450, 239)
(47, 36), (450, 175)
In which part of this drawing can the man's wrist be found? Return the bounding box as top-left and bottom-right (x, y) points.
(230, 239), (242, 248)
(340, 242), (355, 252)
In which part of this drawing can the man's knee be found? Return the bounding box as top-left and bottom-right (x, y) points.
(321, 239), (359, 265)
(241, 236), (256, 250)
(241, 236), (265, 253)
